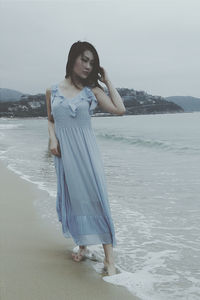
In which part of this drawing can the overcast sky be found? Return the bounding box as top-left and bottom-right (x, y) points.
(1, 0), (200, 98)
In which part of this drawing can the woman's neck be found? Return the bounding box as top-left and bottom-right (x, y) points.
(63, 76), (84, 90)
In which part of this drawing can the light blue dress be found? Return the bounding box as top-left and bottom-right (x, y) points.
(50, 83), (117, 247)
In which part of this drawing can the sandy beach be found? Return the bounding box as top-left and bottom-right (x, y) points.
(0, 160), (136, 300)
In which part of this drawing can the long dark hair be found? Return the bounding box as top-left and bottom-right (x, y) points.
(65, 41), (104, 90)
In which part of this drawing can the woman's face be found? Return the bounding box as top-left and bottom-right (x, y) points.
(73, 50), (94, 79)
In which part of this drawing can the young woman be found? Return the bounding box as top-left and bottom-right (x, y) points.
(46, 41), (126, 276)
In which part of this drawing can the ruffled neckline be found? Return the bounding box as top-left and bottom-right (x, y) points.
(51, 84), (98, 118)
(57, 85), (86, 101)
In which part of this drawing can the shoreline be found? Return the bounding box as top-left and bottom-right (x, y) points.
(0, 159), (136, 300)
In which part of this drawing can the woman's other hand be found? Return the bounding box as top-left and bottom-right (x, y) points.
(50, 138), (61, 157)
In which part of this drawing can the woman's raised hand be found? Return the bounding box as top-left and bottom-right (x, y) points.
(98, 66), (111, 85)
(50, 138), (61, 157)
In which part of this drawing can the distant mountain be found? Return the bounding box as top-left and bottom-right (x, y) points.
(116, 88), (183, 115)
(165, 96), (200, 112)
(0, 88), (24, 102)
(0, 87), (183, 118)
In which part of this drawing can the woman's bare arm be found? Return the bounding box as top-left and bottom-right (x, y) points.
(92, 80), (126, 115)
(46, 88), (61, 156)
(46, 88), (57, 140)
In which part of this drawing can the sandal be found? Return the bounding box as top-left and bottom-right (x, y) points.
(72, 249), (87, 262)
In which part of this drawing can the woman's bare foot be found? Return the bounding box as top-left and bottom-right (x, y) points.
(72, 246), (87, 262)
(103, 258), (117, 275)
(107, 263), (117, 275)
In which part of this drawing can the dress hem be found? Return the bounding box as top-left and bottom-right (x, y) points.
(59, 221), (117, 247)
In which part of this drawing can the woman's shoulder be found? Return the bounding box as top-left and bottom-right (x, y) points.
(46, 84), (58, 93)
(45, 87), (51, 95)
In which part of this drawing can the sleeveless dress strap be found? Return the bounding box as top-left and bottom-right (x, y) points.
(51, 84), (57, 96)
(85, 87), (98, 115)
(50, 84), (58, 115)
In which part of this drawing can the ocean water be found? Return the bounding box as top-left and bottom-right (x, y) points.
(0, 112), (199, 300)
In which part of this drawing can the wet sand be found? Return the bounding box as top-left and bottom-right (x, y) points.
(0, 160), (137, 300)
